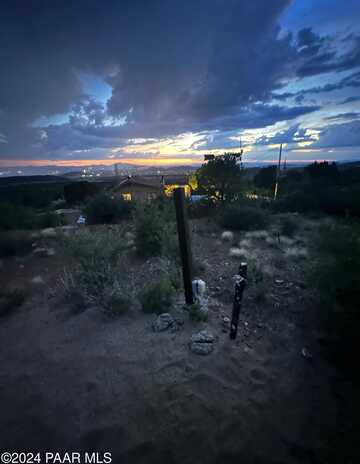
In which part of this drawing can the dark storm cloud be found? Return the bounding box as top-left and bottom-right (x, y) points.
(324, 112), (360, 121)
(296, 29), (360, 77)
(312, 120), (360, 148)
(272, 70), (360, 101)
(254, 124), (313, 146)
(339, 96), (360, 105)
(0, 0), (359, 161)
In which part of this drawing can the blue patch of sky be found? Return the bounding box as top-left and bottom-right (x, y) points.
(281, 0), (360, 36)
(78, 72), (112, 105)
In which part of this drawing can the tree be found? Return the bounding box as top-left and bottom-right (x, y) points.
(253, 165), (277, 190)
(196, 152), (242, 202)
(305, 161), (340, 183)
(64, 181), (99, 204)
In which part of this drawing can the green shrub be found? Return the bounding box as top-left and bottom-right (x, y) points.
(84, 193), (133, 225)
(37, 211), (64, 229)
(188, 198), (217, 219)
(0, 289), (26, 317)
(64, 181), (99, 204)
(102, 287), (131, 317)
(139, 278), (175, 314)
(60, 229), (128, 313)
(188, 302), (208, 322)
(0, 233), (33, 258)
(0, 202), (38, 230)
(134, 202), (177, 258)
(279, 214), (299, 237)
(310, 221), (360, 374)
(220, 205), (269, 231)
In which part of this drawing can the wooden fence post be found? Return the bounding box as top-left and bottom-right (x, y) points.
(174, 188), (194, 305)
(230, 262), (247, 340)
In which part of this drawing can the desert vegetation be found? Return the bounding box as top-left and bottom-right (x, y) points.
(0, 159), (359, 461)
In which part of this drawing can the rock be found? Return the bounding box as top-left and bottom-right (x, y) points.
(152, 313), (175, 332)
(222, 316), (230, 332)
(221, 231), (234, 242)
(60, 225), (76, 232)
(229, 247), (248, 258)
(192, 279), (206, 298)
(31, 275), (45, 285)
(46, 248), (56, 256)
(33, 247), (56, 257)
(275, 279), (284, 285)
(301, 347), (313, 360)
(41, 227), (57, 238)
(190, 330), (215, 355)
(33, 247), (48, 257)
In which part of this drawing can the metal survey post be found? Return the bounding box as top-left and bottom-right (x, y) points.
(230, 262), (247, 340)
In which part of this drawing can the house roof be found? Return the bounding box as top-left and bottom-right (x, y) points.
(112, 175), (189, 192)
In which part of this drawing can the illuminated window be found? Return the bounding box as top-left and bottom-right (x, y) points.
(122, 193), (132, 201)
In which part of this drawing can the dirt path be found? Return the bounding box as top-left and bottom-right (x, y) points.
(0, 221), (356, 463)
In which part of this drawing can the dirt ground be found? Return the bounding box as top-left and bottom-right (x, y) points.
(0, 218), (357, 463)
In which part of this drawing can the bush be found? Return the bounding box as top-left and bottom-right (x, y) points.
(220, 205), (269, 231)
(0, 202), (38, 230)
(188, 198), (217, 219)
(64, 181), (99, 204)
(0, 233), (33, 258)
(139, 278), (175, 314)
(279, 214), (299, 237)
(310, 221), (360, 375)
(84, 193), (133, 225)
(0, 289), (26, 318)
(60, 229), (129, 314)
(188, 302), (208, 322)
(102, 286), (131, 317)
(134, 202), (178, 258)
(37, 211), (64, 229)
(274, 183), (360, 218)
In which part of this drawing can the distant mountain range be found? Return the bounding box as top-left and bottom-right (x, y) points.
(0, 159), (359, 178)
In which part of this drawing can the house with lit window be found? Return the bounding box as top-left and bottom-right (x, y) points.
(111, 175), (192, 202)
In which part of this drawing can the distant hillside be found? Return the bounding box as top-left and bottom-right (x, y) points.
(0, 175), (72, 186)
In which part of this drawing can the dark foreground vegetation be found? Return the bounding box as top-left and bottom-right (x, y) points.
(0, 158), (359, 460)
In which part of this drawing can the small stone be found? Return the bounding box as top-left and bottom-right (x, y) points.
(301, 347), (313, 360)
(33, 247), (48, 257)
(275, 279), (284, 285)
(31, 275), (45, 285)
(221, 231), (234, 242)
(152, 313), (175, 332)
(41, 227), (57, 238)
(46, 248), (56, 256)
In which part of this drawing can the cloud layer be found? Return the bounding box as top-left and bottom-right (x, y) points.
(0, 0), (359, 164)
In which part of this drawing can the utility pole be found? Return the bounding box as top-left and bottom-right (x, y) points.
(274, 143), (283, 200)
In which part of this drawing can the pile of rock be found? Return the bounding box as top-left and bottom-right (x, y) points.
(189, 330), (215, 355)
(152, 313), (184, 333)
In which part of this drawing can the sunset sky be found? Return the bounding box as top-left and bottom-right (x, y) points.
(0, 0), (359, 168)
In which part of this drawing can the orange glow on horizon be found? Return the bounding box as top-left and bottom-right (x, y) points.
(0, 157), (203, 168)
